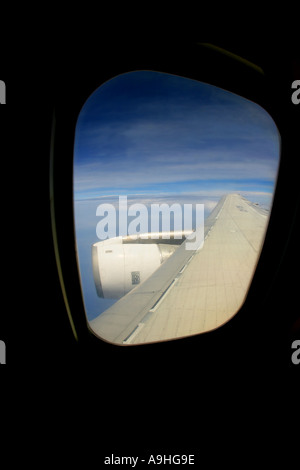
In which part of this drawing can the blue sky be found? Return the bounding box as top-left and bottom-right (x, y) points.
(73, 71), (280, 321)
(74, 71), (280, 205)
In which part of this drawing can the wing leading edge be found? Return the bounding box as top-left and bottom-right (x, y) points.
(89, 194), (269, 344)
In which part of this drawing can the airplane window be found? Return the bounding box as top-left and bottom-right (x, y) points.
(73, 71), (280, 345)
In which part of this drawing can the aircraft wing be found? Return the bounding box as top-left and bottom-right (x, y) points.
(89, 194), (269, 344)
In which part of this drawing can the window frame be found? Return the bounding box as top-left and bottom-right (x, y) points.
(50, 41), (298, 351)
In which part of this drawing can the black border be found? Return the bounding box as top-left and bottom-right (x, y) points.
(1, 31), (299, 461)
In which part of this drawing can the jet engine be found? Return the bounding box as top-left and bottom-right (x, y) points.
(92, 236), (178, 299)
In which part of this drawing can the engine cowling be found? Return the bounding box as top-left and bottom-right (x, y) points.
(92, 237), (177, 299)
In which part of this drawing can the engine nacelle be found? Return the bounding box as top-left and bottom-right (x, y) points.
(92, 237), (177, 299)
